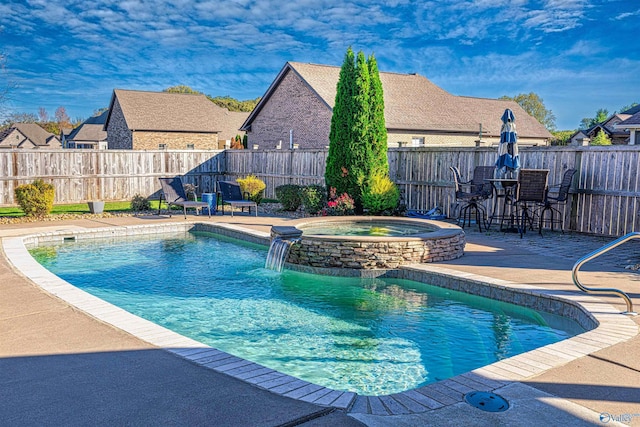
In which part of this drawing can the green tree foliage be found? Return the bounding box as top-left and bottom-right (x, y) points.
(550, 130), (573, 146)
(368, 54), (388, 178)
(326, 47), (356, 197)
(208, 95), (261, 112)
(619, 103), (639, 113)
(163, 86), (260, 112)
(348, 51), (372, 202)
(590, 129), (612, 146)
(325, 48), (390, 212)
(500, 92), (556, 131)
(579, 108), (609, 130)
(164, 85), (201, 94)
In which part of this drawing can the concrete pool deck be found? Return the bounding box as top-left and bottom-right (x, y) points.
(1, 212), (639, 426)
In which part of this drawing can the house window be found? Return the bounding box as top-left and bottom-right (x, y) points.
(411, 137), (425, 147)
(158, 144), (167, 150)
(186, 144), (195, 150)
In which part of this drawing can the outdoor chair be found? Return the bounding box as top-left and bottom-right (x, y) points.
(513, 169), (549, 238)
(537, 168), (577, 234)
(449, 166), (494, 232)
(158, 177), (211, 219)
(217, 181), (258, 217)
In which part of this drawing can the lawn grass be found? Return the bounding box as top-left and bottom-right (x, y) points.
(0, 201), (162, 218)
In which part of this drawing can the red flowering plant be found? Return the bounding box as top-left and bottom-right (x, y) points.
(324, 187), (355, 216)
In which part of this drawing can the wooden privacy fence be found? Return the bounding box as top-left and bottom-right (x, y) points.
(224, 146), (640, 236)
(1, 146), (639, 236)
(0, 150), (226, 205)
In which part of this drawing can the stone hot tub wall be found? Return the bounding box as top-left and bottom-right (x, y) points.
(285, 217), (465, 270)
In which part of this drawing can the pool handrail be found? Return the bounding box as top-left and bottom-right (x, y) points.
(572, 231), (639, 315)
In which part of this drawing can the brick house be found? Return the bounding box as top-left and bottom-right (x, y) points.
(240, 62), (552, 149)
(0, 123), (62, 149)
(571, 104), (640, 146)
(104, 89), (247, 150)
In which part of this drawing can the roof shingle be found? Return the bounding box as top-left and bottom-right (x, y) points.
(108, 90), (226, 133)
(247, 62), (552, 139)
(0, 123), (60, 147)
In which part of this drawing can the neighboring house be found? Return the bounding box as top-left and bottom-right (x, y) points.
(59, 125), (73, 148)
(240, 62), (552, 149)
(66, 110), (108, 149)
(570, 105), (640, 146)
(216, 110), (250, 149)
(104, 89), (246, 150)
(615, 109), (640, 145)
(0, 123), (62, 149)
(569, 130), (590, 146)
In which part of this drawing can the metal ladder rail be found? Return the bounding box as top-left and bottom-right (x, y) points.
(572, 232), (639, 316)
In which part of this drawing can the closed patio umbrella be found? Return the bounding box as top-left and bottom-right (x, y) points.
(495, 108), (520, 178)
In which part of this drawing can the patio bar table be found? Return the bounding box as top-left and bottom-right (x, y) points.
(486, 178), (518, 231)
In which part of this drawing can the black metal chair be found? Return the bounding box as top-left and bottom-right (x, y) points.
(538, 168), (577, 234)
(449, 166), (494, 231)
(513, 169), (549, 238)
(158, 177), (211, 219)
(217, 181), (258, 217)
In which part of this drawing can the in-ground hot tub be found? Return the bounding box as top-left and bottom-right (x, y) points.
(282, 216), (465, 270)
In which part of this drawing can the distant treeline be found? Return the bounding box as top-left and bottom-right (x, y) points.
(164, 85), (260, 112)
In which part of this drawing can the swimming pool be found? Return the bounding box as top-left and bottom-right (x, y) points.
(29, 229), (584, 396)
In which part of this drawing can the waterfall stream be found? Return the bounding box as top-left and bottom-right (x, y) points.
(265, 237), (299, 272)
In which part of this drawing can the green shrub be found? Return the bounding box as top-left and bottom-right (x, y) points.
(300, 185), (327, 215)
(275, 184), (302, 211)
(237, 175), (266, 204)
(14, 179), (55, 217)
(362, 175), (400, 215)
(130, 194), (151, 211)
(590, 130), (612, 146)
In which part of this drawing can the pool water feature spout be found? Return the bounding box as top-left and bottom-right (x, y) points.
(265, 226), (303, 272)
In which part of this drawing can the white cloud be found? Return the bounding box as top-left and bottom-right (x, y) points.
(613, 9), (640, 20)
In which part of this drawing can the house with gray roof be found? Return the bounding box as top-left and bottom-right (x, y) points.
(104, 89), (248, 150)
(570, 104), (640, 146)
(66, 110), (108, 149)
(615, 108), (640, 145)
(0, 123), (62, 149)
(240, 62), (552, 149)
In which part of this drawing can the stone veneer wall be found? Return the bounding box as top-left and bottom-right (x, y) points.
(132, 131), (218, 150)
(106, 98), (133, 149)
(247, 70), (333, 149)
(287, 233), (465, 269)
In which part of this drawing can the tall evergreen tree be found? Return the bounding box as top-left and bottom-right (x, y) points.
(367, 54), (388, 178)
(347, 51), (372, 205)
(325, 47), (356, 196)
(325, 48), (390, 212)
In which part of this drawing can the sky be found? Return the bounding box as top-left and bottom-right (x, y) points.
(0, 0), (638, 131)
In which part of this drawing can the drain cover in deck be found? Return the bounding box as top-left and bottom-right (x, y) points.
(464, 391), (509, 412)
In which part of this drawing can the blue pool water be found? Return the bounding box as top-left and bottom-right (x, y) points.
(29, 231), (584, 396)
